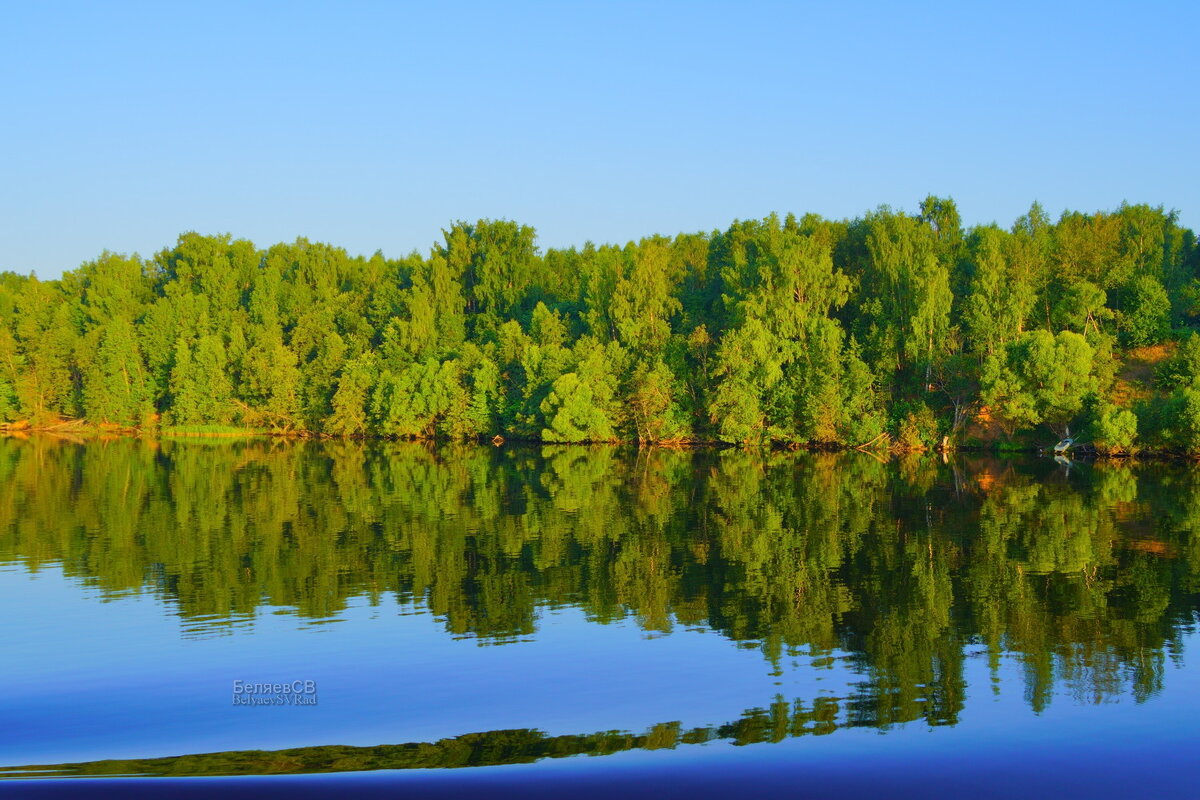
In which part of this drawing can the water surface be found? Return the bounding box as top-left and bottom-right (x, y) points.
(0, 438), (1197, 796)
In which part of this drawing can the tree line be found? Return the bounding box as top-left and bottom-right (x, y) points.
(1, 197), (1197, 448)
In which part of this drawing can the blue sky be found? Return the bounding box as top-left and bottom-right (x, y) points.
(2, 1), (1196, 279)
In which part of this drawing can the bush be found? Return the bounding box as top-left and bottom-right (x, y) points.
(1161, 386), (1200, 454)
(1091, 403), (1138, 454)
(893, 402), (940, 451)
(1158, 333), (1200, 390)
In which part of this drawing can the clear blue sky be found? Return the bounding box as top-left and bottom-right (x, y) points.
(2, 1), (1196, 279)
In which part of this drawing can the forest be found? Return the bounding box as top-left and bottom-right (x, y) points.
(1, 197), (1198, 451)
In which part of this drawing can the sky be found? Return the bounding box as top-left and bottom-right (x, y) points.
(1, 1), (1197, 280)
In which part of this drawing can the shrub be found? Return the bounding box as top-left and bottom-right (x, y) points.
(1091, 403), (1138, 454)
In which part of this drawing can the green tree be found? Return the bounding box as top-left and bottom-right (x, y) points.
(80, 318), (152, 426)
(1119, 274), (1170, 347)
(1090, 402), (1137, 454)
(981, 330), (1098, 436)
(327, 354), (377, 436)
(439, 219), (538, 335)
(239, 325), (302, 429)
(168, 335), (234, 426)
(539, 341), (622, 442)
(963, 226), (1037, 354)
(860, 209), (954, 387)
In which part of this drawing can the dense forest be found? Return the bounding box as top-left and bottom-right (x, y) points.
(2, 197), (1198, 450)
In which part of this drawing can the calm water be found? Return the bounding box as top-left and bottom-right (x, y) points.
(1, 437), (1198, 797)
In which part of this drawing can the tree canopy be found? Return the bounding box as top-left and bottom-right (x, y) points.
(1, 201), (1196, 449)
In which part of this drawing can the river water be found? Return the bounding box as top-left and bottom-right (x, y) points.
(0, 437), (1197, 797)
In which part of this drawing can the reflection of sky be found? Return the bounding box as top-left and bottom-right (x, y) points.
(1, 563), (1198, 780)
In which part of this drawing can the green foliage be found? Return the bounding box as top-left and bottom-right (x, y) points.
(0, 376), (16, 422)
(705, 215), (884, 445)
(1090, 402), (1138, 454)
(439, 219), (537, 335)
(1053, 281), (1111, 334)
(539, 341), (621, 442)
(981, 330), (1098, 437)
(161, 425), (266, 436)
(861, 209), (953, 377)
(1, 199), (1197, 447)
(80, 318), (152, 426)
(895, 402), (941, 450)
(1119, 274), (1171, 347)
(1159, 333), (1200, 390)
(963, 226), (1036, 354)
(463, 346), (503, 436)
(326, 354), (376, 436)
(11, 279), (79, 421)
(628, 358), (692, 442)
(540, 373), (616, 442)
(371, 359), (467, 438)
(239, 325), (302, 429)
(610, 236), (682, 355)
(168, 335), (235, 426)
(1163, 386), (1200, 453)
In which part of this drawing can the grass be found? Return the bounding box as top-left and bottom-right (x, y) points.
(160, 425), (271, 437)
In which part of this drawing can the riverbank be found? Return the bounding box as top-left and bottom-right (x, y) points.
(1, 419), (1193, 459)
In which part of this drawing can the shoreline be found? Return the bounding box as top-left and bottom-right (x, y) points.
(0, 423), (1185, 459)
